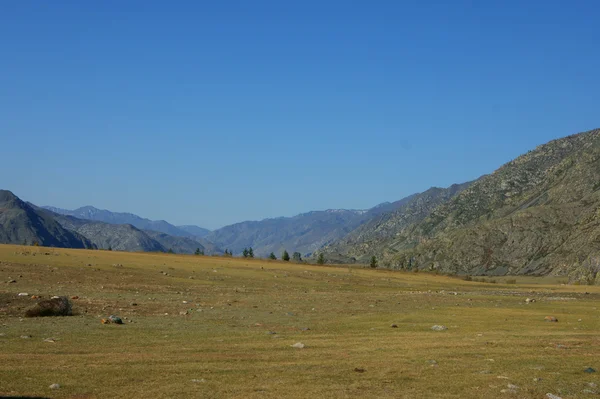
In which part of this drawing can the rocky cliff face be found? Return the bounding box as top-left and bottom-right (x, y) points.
(382, 128), (600, 277)
(317, 182), (473, 263)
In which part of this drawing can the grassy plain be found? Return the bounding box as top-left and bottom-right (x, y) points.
(0, 244), (599, 398)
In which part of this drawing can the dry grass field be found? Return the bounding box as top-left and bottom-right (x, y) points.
(0, 244), (599, 398)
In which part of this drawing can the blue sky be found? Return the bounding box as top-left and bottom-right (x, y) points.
(1, 1), (599, 229)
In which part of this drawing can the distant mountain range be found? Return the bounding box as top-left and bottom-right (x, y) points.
(2, 127), (599, 279)
(42, 206), (211, 238)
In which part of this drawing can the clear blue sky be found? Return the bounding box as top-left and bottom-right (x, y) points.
(1, 1), (599, 229)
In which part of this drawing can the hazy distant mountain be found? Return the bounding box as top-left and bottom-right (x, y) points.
(206, 208), (377, 258)
(0, 190), (94, 249)
(42, 205), (210, 239)
(143, 230), (220, 255)
(38, 210), (215, 254)
(176, 225), (211, 238)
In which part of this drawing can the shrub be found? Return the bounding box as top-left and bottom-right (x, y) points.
(25, 297), (72, 317)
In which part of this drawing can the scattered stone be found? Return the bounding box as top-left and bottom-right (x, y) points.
(533, 378), (542, 382)
(390, 324), (398, 328)
(545, 316), (558, 322)
(583, 389), (596, 394)
(354, 368), (366, 373)
(584, 367), (596, 373)
(182, 301), (188, 304)
(43, 337), (56, 343)
(266, 331), (277, 335)
(546, 394), (562, 399)
(497, 376), (510, 379)
(291, 342), (305, 349)
(588, 383), (598, 388)
(431, 325), (448, 331)
(71, 296), (79, 300)
(25, 296), (72, 318)
(31, 295), (41, 299)
(49, 383), (60, 390)
(130, 302), (138, 306)
(525, 298), (536, 303)
(191, 379), (206, 383)
(428, 360), (438, 366)
(18, 293), (29, 296)
(21, 335), (32, 339)
(7, 279), (16, 283)
(507, 384), (519, 390)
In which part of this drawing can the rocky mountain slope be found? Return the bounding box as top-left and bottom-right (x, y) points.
(0, 190), (94, 249)
(317, 182), (473, 263)
(354, 128), (600, 277)
(43, 206), (210, 239)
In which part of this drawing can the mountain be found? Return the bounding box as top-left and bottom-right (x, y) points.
(46, 212), (165, 252)
(0, 190), (94, 249)
(206, 209), (373, 257)
(317, 182), (473, 263)
(343, 128), (600, 278)
(143, 230), (220, 255)
(42, 205), (210, 239)
(38, 210), (216, 254)
(177, 225), (211, 238)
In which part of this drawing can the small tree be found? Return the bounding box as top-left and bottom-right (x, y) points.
(292, 252), (302, 262)
(282, 250), (290, 262)
(107, 245), (112, 251)
(242, 248), (249, 258)
(317, 253), (325, 265)
(269, 252), (277, 260)
(248, 247), (254, 258)
(167, 248), (175, 254)
(370, 256), (378, 268)
(224, 249), (232, 257)
(22, 238), (28, 246)
(194, 248), (201, 255)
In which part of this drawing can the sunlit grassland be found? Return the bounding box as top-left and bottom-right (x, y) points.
(0, 244), (598, 398)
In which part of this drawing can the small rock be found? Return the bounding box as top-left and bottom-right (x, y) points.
(291, 342), (305, 349)
(354, 368), (366, 373)
(390, 324), (398, 328)
(507, 384), (519, 390)
(546, 394), (562, 399)
(588, 383), (598, 388)
(20, 335), (31, 339)
(584, 367), (596, 373)
(582, 389), (596, 394)
(266, 331), (277, 335)
(182, 301), (188, 304)
(49, 383), (60, 390)
(545, 316), (558, 322)
(431, 325), (448, 331)
(525, 298), (536, 303)
(533, 378), (542, 382)
(43, 338), (56, 343)
(71, 296), (79, 300)
(501, 389), (517, 394)
(191, 378), (206, 383)
(108, 315), (123, 324)
(18, 293), (29, 296)
(130, 302), (138, 306)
